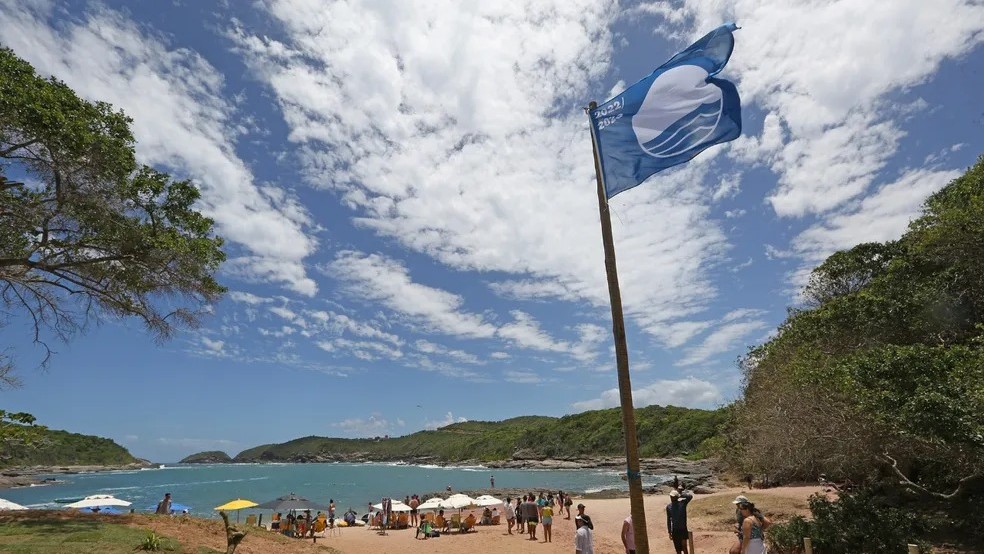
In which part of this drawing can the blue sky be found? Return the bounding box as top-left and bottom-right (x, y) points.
(0, 0), (981, 463)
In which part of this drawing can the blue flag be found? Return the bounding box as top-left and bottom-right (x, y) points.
(590, 23), (742, 199)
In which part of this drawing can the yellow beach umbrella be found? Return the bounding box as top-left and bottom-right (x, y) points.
(214, 498), (258, 522)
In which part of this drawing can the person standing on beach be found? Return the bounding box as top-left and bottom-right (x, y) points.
(490, 474), (495, 488)
(575, 513), (594, 554)
(515, 497), (524, 534)
(522, 494), (540, 540)
(666, 489), (694, 554)
(409, 494), (420, 527)
(504, 496), (516, 534)
(622, 514), (635, 554)
(564, 494), (573, 518)
(155, 492), (172, 515)
(541, 499), (554, 542)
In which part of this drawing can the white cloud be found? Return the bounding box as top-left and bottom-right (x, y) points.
(316, 338), (403, 361)
(234, 0), (732, 347)
(496, 311), (604, 361)
(573, 377), (722, 411)
(424, 412), (468, 430)
(791, 168), (961, 263)
(414, 340), (480, 365)
(0, 1), (320, 295)
(503, 370), (543, 384)
(333, 413), (403, 436)
(227, 291), (273, 305)
(200, 337), (226, 354)
(677, 310), (769, 366)
(326, 251), (497, 339)
(490, 351), (511, 360)
(643, 0), (983, 217)
(783, 168), (960, 291)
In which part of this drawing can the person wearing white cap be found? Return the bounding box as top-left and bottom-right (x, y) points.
(666, 488), (693, 553)
(731, 495), (771, 554)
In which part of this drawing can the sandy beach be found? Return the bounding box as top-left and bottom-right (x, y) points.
(107, 486), (820, 554)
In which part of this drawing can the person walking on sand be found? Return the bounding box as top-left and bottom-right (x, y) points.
(622, 514), (635, 554)
(504, 496), (516, 534)
(575, 513), (594, 554)
(666, 488), (694, 554)
(155, 492), (172, 515)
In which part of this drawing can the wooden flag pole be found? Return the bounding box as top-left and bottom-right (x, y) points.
(586, 100), (650, 554)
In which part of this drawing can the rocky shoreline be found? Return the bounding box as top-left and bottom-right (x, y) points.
(0, 461), (156, 489)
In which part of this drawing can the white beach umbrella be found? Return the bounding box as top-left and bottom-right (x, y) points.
(445, 494), (478, 509)
(474, 495), (503, 507)
(372, 500), (412, 512)
(417, 497), (454, 512)
(65, 495), (132, 509)
(0, 498), (28, 511)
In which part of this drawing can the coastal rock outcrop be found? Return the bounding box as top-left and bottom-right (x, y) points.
(180, 451), (233, 464)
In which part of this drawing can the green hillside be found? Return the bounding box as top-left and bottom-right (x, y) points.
(234, 406), (725, 462)
(0, 427), (138, 468)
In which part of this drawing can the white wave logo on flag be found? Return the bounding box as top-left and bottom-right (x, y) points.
(632, 64), (724, 159)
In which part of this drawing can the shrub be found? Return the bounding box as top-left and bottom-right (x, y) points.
(776, 492), (931, 554)
(767, 515), (811, 554)
(137, 532), (168, 551)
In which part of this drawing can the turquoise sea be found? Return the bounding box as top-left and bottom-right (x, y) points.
(2, 463), (638, 517)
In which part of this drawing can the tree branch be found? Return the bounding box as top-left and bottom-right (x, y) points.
(0, 138), (40, 157)
(882, 453), (982, 500)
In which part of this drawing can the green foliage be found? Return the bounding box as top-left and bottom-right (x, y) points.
(0, 426), (136, 468)
(0, 409), (45, 460)
(729, 156), (984, 480)
(0, 46), (226, 375)
(766, 514), (811, 554)
(137, 532), (169, 552)
(777, 492), (930, 554)
(232, 406), (725, 462)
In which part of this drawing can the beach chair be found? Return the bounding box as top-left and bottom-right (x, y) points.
(461, 514), (477, 533)
(435, 515), (450, 533)
(422, 512), (435, 524)
(450, 513), (461, 531)
(245, 514), (257, 527)
(492, 514), (501, 525)
(397, 512), (409, 529)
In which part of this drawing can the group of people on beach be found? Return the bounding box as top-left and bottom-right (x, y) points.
(501, 490), (575, 542)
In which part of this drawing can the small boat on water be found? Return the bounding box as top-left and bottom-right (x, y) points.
(54, 497), (84, 504)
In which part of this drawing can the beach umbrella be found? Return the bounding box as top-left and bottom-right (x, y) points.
(416, 497), (455, 511)
(445, 493), (478, 509)
(215, 498), (258, 511)
(214, 498), (258, 522)
(65, 495), (131, 509)
(78, 506), (124, 515)
(474, 495), (503, 507)
(371, 499), (412, 512)
(255, 492), (329, 512)
(0, 498), (27, 511)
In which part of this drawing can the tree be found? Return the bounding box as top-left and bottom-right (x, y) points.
(0, 46), (226, 374)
